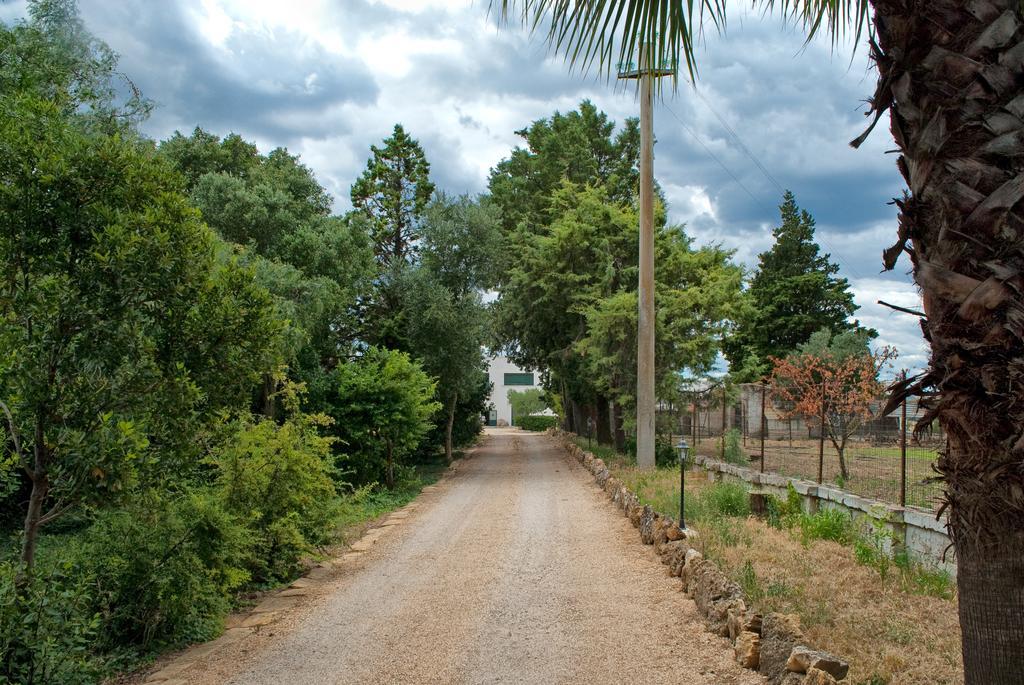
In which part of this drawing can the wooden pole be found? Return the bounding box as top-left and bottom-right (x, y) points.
(635, 44), (656, 470)
(692, 393), (698, 448)
(721, 389), (727, 460)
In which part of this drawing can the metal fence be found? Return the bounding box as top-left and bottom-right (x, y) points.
(658, 382), (944, 511)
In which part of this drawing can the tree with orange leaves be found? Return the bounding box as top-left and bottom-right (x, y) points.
(770, 329), (897, 480)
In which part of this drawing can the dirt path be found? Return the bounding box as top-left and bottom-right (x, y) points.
(183, 429), (763, 684)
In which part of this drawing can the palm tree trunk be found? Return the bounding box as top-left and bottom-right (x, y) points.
(865, 1), (1024, 680)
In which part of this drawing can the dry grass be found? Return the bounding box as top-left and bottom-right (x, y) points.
(709, 518), (962, 685)
(579, 438), (962, 685)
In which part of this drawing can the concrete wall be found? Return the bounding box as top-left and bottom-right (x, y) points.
(694, 453), (954, 573)
(485, 355), (543, 425)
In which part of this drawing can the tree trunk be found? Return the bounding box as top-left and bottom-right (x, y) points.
(836, 445), (849, 482)
(612, 401), (626, 452)
(445, 391), (458, 464)
(259, 373), (276, 418)
(957, 533), (1024, 682)
(560, 380), (572, 431)
(20, 418), (50, 571)
(385, 439), (394, 489)
(20, 473), (47, 571)
(595, 394), (613, 445)
(865, 3), (1024, 679)
(570, 400), (585, 437)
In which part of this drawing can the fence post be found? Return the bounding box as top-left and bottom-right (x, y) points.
(688, 393), (696, 446)
(817, 379), (825, 484)
(760, 380), (766, 473)
(721, 388), (727, 460)
(900, 387), (908, 507)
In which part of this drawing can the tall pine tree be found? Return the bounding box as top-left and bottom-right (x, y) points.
(350, 124), (435, 264)
(724, 191), (868, 380)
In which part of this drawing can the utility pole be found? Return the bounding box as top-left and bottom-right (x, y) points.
(619, 44), (674, 469)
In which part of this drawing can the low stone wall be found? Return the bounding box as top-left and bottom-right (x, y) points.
(693, 453), (954, 572)
(551, 429), (852, 685)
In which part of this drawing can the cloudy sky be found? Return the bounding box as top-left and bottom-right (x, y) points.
(1, 0), (926, 373)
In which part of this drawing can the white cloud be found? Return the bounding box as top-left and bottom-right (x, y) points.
(5, 0), (930, 371)
(189, 0), (235, 48)
(850, 277), (929, 373)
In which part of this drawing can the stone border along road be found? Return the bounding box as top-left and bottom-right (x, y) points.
(144, 428), (764, 685)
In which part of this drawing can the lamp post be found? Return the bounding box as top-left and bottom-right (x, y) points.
(676, 438), (690, 531)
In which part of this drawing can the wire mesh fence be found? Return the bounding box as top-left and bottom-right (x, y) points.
(658, 382), (944, 512)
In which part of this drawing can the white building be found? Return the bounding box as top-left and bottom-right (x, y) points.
(485, 355), (544, 426)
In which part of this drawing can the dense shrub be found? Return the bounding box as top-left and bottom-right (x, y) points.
(517, 415), (559, 431)
(77, 490), (250, 652)
(212, 410), (340, 584)
(623, 437), (679, 467)
(0, 559), (101, 685)
(328, 347), (440, 487)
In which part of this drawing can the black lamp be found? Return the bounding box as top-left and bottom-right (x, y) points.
(676, 438), (690, 531)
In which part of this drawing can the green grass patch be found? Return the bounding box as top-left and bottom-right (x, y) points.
(336, 455), (448, 533)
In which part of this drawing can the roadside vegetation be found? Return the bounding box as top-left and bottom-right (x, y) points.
(0, 4), (491, 682)
(573, 436), (962, 685)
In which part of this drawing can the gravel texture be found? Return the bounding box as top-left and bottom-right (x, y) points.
(183, 429), (765, 684)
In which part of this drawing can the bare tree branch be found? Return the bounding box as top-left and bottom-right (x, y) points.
(877, 299), (926, 318)
(0, 399), (25, 462)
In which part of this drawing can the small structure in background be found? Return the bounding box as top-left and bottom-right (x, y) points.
(484, 355), (550, 426)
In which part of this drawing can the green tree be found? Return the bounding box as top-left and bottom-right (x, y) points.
(497, 1), (1024, 679)
(160, 129), (332, 256)
(507, 389), (549, 425)
(159, 129), (376, 413)
(0, 96), (279, 570)
(350, 124), (435, 264)
(211, 385), (339, 584)
(404, 193), (500, 458)
(724, 191), (866, 379)
(494, 183), (633, 437)
(420, 193), (503, 296)
(496, 181), (741, 442)
(403, 269), (490, 462)
(488, 103), (653, 443)
(329, 348), (439, 488)
(403, 266), (487, 458)
(0, 0), (151, 131)
(771, 329), (896, 479)
(488, 100), (641, 236)
(158, 128), (260, 190)
(577, 204), (743, 430)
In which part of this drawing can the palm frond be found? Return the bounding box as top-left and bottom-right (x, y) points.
(492, 0), (871, 82)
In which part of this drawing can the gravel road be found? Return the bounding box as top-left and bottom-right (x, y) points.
(186, 429), (764, 685)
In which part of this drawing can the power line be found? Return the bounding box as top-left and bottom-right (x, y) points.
(661, 89), (876, 285)
(692, 85), (787, 197)
(661, 101), (769, 214)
